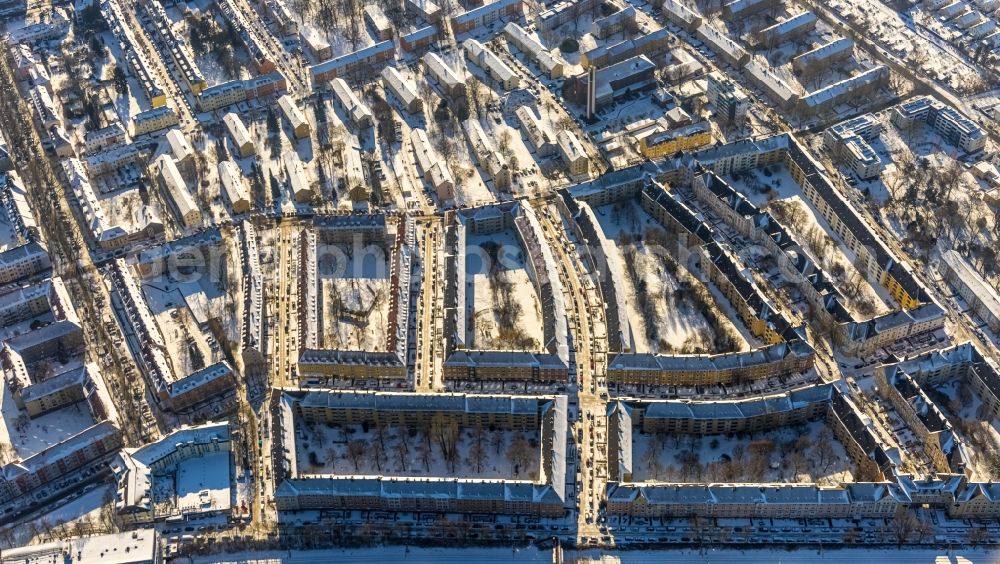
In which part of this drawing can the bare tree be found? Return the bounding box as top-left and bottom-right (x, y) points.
(888, 507), (919, 547)
(347, 440), (366, 472)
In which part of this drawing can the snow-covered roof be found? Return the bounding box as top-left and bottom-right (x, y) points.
(1, 529), (156, 564)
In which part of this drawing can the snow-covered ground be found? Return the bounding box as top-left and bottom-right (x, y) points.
(0, 217), (20, 252)
(143, 278), (227, 380)
(845, 110), (998, 292)
(0, 381), (95, 461)
(29, 483), (110, 530)
(593, 200), (749, 354)
(631, 420), (857, 485)
(317, 241), (392, 351)
(465, 230), (545, 350)
(319, 278), (390, 351)
(295, 422), (541, 480)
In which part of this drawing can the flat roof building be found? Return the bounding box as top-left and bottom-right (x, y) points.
(940, 250), (1000, 333)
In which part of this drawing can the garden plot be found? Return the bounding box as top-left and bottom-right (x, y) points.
(465, 230), (545, 351)
(631, 419), (857, 485)
(317, 242), (391, 351)
(726, 165), (897, 317)
(142, 276), (229, 379)
(594, 200), (749, 354)
(0, 381), (95, 462)
(296, 420), (541, 480)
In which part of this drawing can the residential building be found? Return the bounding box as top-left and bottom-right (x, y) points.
(410, 128), (455, 200)
(515, 106), (557, 156)
(450, 0), (522, 36)
(823, 114), (882, 179)
(891, 95), (986, 153)
(591, 6), (637, 38)
(310, 40), (395, 83)
(301, 28), (332, 60)
(558, 130), (589, 176)
(723, 0), (779, 18)
(792, 37), (854, 74)
(218, 161), (251, 214)
(0, 529), (156, 564)
(423, 52), (466, 98)
(706, 72), (750, 125)
(752, 11), (816, 48)
(463, 119), (512, 190)
(400, 25), (439, 52)
(364, 5), (393, 40)
(274, 391), (566, 517)
(695, 23), (749, 67)
(0, 421), (122, 505)
(798, 66), (889, 116)
(278, 95), (310, 139)
(165, 129), (194, 165)
(939, 250), (1000, 333)
(131, 106), (179, 137)
(405, 0), (442, 22)
(464, 38), (520, 90)
(223, 112), (255, 158)
(582, 28), (670, 69)
(265, 0), (297, 35)
(381, 66), (423, 113)
(111, 421), (231, 523)
(283, 151), (315, 203)
(330, 77), (373, 127)
(638, 122), (713, 158)
(661, 0), (702, 32)
(504, 22), (565, 78)
(155, 155), (200, 227)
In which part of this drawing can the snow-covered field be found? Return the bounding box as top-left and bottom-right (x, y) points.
(0, 381), (95, 461)
(465, 230), (545, 351)
(295, 422), (541, 480)
(593, 200), (748, 354)
(631, 420), (857, 485)
(143, 277), (227, 380)
(317, 241), (392, 351)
